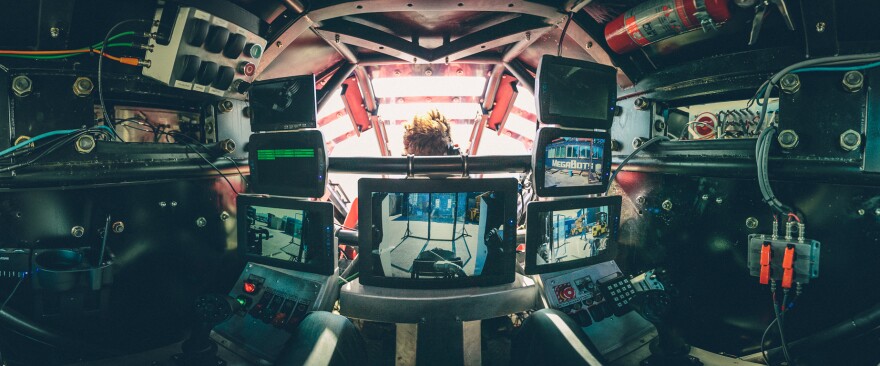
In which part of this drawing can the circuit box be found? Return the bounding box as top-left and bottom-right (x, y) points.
(747, 234), (820, 286)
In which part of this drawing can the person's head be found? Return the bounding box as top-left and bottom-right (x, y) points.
(403, 108), (452, 156)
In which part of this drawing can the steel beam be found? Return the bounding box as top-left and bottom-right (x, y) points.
(503, 59), (535, 94)
(317, 62), (357, 112)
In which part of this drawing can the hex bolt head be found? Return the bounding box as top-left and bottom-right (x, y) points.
(716, 197), (724, 204)
(654, 119), (666, 131)
(11, 76), (33, 97)
(220, 211), (230, 221)
(633, 98), (650, 110)
(661, 200), (673, 211)
(842, 71), (863, 92)
(632, 137), (647, 149)
(777, 129), (800, 149)
(839, 130), (862, 151)
(220, 139), (236, 154)
(159, 201), (167, 208)
(218, 100), (234, 113)
(779, 74), (801, 94)
(875, 208), (880, 216)
(111, 221), (125, 234)
(857, 209), (865, 216)
(71, 226), (85, 238)
(72, 77), (94, 97)
(424, 68), (433, 76)
(702, 194), (710, 201)
(171, 201), (178, 207)
(636, 196), (647, 205)
(196, 217), (207, 228)
(746, 217), (759, 229)
(75, 134), (96, 154)
(815, 22), (826, 33)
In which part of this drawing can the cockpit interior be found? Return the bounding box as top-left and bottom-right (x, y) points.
(0, 0), (878, 365)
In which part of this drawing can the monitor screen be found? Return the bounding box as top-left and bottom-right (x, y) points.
(525, 196), (621, 275)
(535, 55), (617, 129)
(359, 178), (518, 289)
(249, 75), (317, 132)
(248, 130), (327, 198)
(237, 195), (335, 275)
(533, 127), (611, 197)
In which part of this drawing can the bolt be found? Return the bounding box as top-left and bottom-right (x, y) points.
(633, 98), (650, 110)
(334, 34), (340, 43)
(857, 209), (865, 216)
(702, 194), (710, 201)
(525, 32), (531, 41)
(842, 71), (864, 92)
(71, 226), (85, 238)
(394, 69), (401, 76)
(11, 76), (33, 97)
(196, 217), (207, 227)
(50, 27), (61, 38)
(275, 41), (282, 48)
(716, 197), (724, 204)
(610, 139), (621, 152)
(220, 139), (236, 154)
(816, 22), (826, 33)
(456, 69), (463, 75)
(75, 134), (96, 154)
(777, 129), (800, 149)
(586, 41), (593, 49)
(171, 201), (178, 207)
(424, 68), (433, 76)
(218, 100), (234, 113)
(661, 200), (673, 211)
(242, 106), (251, 118)
(779, 74), (801, 94)
(220, 211), (230, 221)
(632, 137), (647, 149)
(839, 130), (862, 151)
(72, 77), (94, 97)
(111, 221), (125, 234)
(875, 208), (880, 216)
(654, 119), (666, 131)
(746, 217), (759, 229)
(159, 201), (167, 208)
(636, 196), (646, 205)
(452, 97), (460, 103)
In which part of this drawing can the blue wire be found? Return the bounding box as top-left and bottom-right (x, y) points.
(791, 60), (880, 73)
(0, 126), (118, 157)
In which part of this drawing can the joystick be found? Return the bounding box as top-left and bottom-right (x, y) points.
(632, 289), (702, 366)
(172, 294), (242, 366)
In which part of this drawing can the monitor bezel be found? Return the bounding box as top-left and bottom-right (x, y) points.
(249, 74), (318, 132)
(358, 177), (518, 289)
(524, 196), (622, 275)
(535, 54), (617, 129)
(237, 194), (336, 275)
(248, 130), (328, 198)
(532, 127), (612, 197)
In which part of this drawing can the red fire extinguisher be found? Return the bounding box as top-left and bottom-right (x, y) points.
(604, 0), (731, 54)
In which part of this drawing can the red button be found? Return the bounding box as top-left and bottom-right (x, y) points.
(243, 281), (257, 294)
(238, 61), (256, 77)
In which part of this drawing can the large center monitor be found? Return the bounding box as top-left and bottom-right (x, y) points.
(524, 196), (622, 274)
(358, 178), (518, 289)
(535, 55), (617, 130)
(533, 127), (612, 197)
(237, 195), (336, 275)
(249, 74), (318, 132)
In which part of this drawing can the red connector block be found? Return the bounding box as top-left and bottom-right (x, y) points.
(781, 245), (796, 289)
(759, 242), (772, 285)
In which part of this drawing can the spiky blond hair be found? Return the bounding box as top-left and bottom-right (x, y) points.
(403, 108), (452, 156)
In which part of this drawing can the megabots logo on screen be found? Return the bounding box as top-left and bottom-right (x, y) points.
(551, 160), (590, 170)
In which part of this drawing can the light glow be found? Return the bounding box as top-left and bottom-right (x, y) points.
(372, 76), (487, 97)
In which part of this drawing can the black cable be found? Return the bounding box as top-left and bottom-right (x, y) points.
(606, 136), (670, 193)
(180, 141), (239, 195)
(557, 12), (574, 57)
(0, 276), (25, 313)
(772, 293), (793, 365)
(0, 130), (90, 173)
(98, 19), (149, 134)
(168, 131), (250, 187)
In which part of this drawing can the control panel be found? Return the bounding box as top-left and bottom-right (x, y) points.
(212, 263), (337, 364)
(144, 6), (266, 99)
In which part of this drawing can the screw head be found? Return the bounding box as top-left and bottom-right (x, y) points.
(159, 201), (167, 208)
(632, 137), (647, 149)
(220, 211), (230, 221)
(196, 217), (207, 227)
(220, 139), (236, 154)
(633, 98), (650, 110)
(654, 119), (666, 131)
(424, 68), (433, 76)
(839, 130), (862, 151)
(73, 77), (94, 97)
(779, 74), (801, 94)
(71, 226), (85, 238)
(857, 209), (865, 216)
(49, 27), (61, 38)
(112, 221), (125, 233)
(11, 76), (33, 97)
(875, 208), (880, 216)
(777, 129), (800, 149)
(171, 201), (178, 207)
(746, 217), (759, 229)
(816, 22), (826, 32)
(75, 134), (96, 154)
(701, 194), (710, 201)
(661, 200), (673, 211)
(218, 100), (234, 113)
(586, 41), (593, 49)
(636, 196), (647, 205)
(842, 71), (864, 92)
(715, 197), (724, 204)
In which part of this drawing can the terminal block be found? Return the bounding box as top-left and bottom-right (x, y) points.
(747, 221), (820, 289)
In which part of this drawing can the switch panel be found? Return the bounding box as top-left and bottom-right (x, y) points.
(747, 234), (820, 286)
(143, 6), (266, 99)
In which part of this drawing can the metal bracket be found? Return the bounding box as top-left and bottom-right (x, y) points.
(461, 154), (470, 178)
(407, 154), (415, 178)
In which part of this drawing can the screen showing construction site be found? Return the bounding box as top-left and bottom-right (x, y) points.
(237, 195), (335, 275)
(525, 196), (621, 275)
(533, 127), (612, 197)
(359, 178), (517, 288)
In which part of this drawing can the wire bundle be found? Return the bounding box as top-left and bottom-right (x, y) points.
(0, 31), (140, 62)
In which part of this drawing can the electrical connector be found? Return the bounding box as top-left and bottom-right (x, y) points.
(117, 57), (151, 68)
(133, 43), (154, 52)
